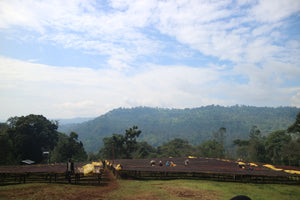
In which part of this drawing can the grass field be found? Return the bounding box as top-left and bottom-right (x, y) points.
(108, 179), (300, 200)
(1, 174), (300, 200)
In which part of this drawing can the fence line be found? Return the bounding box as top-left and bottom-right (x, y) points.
(0, 172), (102, 186)
(112, 169), (300, 184)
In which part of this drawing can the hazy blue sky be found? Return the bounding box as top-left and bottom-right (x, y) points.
(1, 0), (300, 119)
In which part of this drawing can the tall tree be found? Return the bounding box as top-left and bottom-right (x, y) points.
(248, 126), (266, 162)
(265, 130), (291, 165)
(158, 138), (194, 158)
(249, 125), (261, 140)
(281, 139), (300, 166)
(287, 112), (300, 133)
(124, 126), (142, 158)
(7, 115), (59, 163)
(233, 139), (250, 160)
(0, 123), (14, 165)
(131, 141), (157, 159)
(51, 132), (87, 162)
(98, 126), (142, 159)
(213, 127), (226, 149)
(196, 139), (225, 158)
(284, 112), (300, 166)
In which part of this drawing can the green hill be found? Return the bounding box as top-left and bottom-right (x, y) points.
(58, 105), (300, 153)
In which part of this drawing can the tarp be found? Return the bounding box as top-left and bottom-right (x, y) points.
(238, 162), (246, 165)
(263, 164), (283, 171)
(188, 156), (197, 159)
(262, 164), (300, 174)
(82, 164), (95, 175)
(82, 161), (103, 175)
(92, 162), (103, 166)
(170, 163), (176, 167)
(249, 163), (258, 167)
(221, 159), (231, 162)
(284, 170), (300, 175)
(116, 164), (123, 171)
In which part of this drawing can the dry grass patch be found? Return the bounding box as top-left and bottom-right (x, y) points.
(0, 169), (119, 200)
(163, 185), (221, 200)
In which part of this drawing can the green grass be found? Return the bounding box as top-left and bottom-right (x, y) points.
(1, 179), (300, 200)
(108, 179), (300, 200)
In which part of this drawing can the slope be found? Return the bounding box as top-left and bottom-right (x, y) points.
(58, 105), (300, 153)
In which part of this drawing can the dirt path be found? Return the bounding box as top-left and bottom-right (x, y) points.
(0, 169), (119, 200)
(101, 168), (120, 192)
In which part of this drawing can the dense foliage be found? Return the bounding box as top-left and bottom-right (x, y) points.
(99, 126), (142, 159)
(1, 109), (300, 167)
(51, 132), (87, 162)
(98, 113), (300, 166)
(233, 113), (300, 166)
(59, 106), (300, 153)
(98, 126), (226, 160)
(0, 114), (87, 165)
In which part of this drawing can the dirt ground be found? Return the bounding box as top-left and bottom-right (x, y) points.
(0, 169), (119, 200)
(164, 186), (220, 200)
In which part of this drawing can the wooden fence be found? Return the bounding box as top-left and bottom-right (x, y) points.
(113, 169), (300, 184)
(0, 172), (102, 186)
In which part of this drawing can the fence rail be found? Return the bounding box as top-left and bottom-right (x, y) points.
(0, 172), (102, 186)
(113, 169), (300, 184)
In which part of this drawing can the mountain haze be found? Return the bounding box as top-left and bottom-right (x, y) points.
(58, 106), (300, 153)
(54, 117), (94, 125)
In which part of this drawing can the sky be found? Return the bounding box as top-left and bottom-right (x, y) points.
(0, 0), (300, 120)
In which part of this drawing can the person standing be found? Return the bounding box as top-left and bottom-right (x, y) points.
(66, 158), (74, 183)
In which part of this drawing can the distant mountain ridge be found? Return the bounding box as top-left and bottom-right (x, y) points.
(58, 105), (300, 153)
(54, 117), (94, 125)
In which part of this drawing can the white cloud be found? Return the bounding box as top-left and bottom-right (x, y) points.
(251, 0), (300, 22)
(1, 55), (299, 119)
(0, 56), (230, 118)
(55, 100), (95, 109)
(0, 0), (161, 69)
(1, 0), (299, 67)
(291, 91), (300, 107)
(0, 1), (300, 119)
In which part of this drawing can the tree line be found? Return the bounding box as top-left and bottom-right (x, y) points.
(1, 112), (299, 166)
(59, 106), (300, 153)
(0, 115), (87, 165)
(233, 112), (300, 166)
(94, 112), (300, 166)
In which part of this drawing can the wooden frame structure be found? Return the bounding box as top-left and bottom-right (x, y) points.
(112, 168), (300, 184)
(0, 171), (103, 186)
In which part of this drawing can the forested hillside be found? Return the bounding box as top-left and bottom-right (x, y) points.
(58, 105), (300, 153)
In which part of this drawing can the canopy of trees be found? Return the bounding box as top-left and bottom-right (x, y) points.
(0, 114), (87, 165)
(1, 110), (300, 167)
(51, 132), (87, 162)
(59, 106), (300, 153)
(98, 126), (226, 161)
(99, 126), (142, 159)
(287, 112), (300, 133)
(233, 113), (300, 166)
(6, 115), (59, 163)
(97, 112), (300, 167)
(157, 138), (194, 158)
